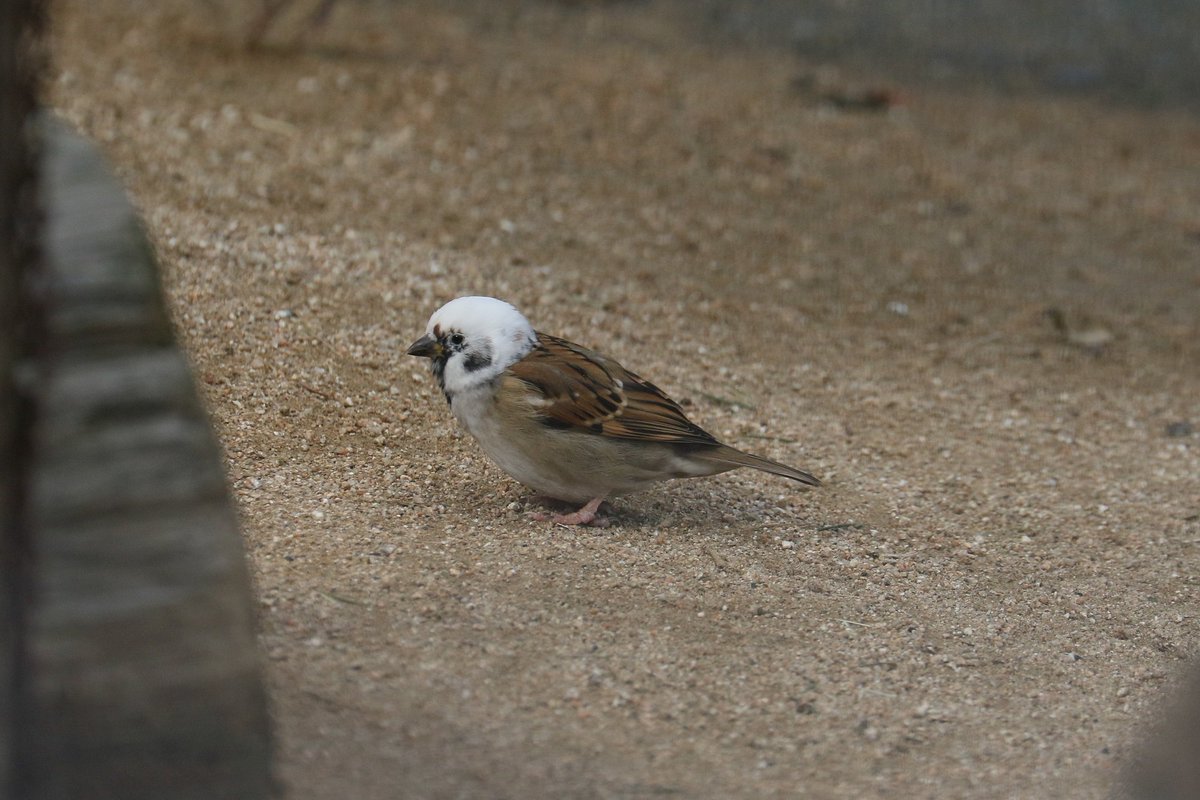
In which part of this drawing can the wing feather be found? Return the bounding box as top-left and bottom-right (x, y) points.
(506, 333), (719, 446)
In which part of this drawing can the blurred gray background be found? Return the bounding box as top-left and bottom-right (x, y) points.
(685, 0), (1200, 105)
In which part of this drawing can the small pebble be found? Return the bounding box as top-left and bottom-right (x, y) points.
(1166, 421), (1193, 438)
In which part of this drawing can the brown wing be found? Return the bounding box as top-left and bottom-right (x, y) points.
(506, 333), (720, 446)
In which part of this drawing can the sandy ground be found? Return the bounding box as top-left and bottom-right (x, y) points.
(49, 1), (1200, 797)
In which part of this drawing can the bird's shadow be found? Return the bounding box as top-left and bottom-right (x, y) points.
(519, 477), (818, 532)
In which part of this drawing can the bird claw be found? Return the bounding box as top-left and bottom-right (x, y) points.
(553, 511), (610, 528)
(529, 496), (609, 527)
(528, 511), (610, 527)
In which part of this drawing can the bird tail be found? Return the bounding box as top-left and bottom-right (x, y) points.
(697, 445), (821, 486)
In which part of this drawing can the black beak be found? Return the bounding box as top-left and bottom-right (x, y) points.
(406, 333), (442, 359)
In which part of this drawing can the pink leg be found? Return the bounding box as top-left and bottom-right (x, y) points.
(530, 496), (608, 527)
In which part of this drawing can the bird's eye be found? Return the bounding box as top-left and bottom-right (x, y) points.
(449, 333), (465, 347)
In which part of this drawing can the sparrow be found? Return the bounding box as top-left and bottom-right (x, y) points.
(407, 296), (819, 525)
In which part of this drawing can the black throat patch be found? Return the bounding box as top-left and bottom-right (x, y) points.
(431, 356), (448, 400)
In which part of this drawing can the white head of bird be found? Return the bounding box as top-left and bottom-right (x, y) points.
(405, 295), (537, 397)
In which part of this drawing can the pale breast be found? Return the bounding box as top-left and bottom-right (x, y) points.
(449, 382), (714, 502)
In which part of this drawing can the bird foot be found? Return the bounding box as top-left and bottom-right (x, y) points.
(529, 496), (609, 527)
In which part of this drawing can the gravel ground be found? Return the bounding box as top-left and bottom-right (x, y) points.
(50, 1), (1200, 797)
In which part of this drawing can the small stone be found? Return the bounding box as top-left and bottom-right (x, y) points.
(1166, 421), (1193, 438)
(1067, 327), (1113, 349)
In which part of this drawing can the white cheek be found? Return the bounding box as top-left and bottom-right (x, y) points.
(442, 355), (498, 395)
(442, 357), (469, 392)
